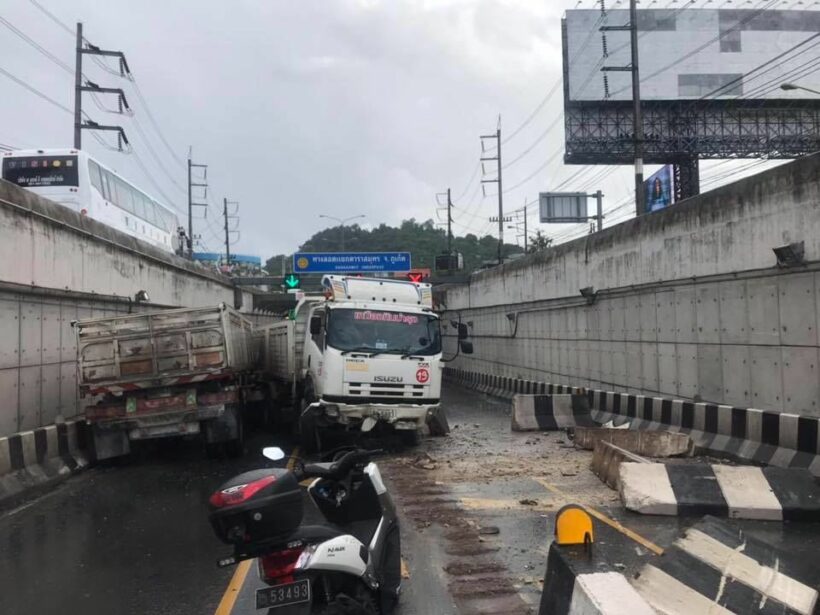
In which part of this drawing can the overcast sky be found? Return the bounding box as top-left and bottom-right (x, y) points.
(0, 0), (783, 260)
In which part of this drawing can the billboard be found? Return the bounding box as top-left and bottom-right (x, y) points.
(564, 9), (820, 102)
(539, 192), (589, 223)
(644, 165), (675, 213)
(292, 252), (411, 274)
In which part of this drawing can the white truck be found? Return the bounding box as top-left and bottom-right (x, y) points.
(257, 275), (472, 451)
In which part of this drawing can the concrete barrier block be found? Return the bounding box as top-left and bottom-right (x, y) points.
(591, 440), (651, 490)
(512, 394), (593, 432)
(539, 542), (654, 615)
(619, 462), (820, 520)
(632, 516), (819, 615)
(0, 419), (90, 508)
(574, 426), (691, 457)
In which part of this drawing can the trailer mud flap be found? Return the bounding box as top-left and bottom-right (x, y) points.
(91, 425), (130, 461)
(203, 405), (240, 443)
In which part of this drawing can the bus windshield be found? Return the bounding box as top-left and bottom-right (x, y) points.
(326, 308), (441, 356)
(2, 155), (79, 188)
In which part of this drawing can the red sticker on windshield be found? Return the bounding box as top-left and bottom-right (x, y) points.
(416, 368), (429, 384)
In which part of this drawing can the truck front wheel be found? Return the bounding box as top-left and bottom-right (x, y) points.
(298, 382), (321, 454)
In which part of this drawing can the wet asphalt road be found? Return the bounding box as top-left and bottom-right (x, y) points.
(0, 438), (259, 615)
(2, 386), (819, 615)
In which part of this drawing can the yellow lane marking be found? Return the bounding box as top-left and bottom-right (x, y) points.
(213, 559), (252, 615)
(401, 558), (410, 579)
(213, 446), (303, 615)
(288, 447), (301, 470)
(533, 477), (664, 556)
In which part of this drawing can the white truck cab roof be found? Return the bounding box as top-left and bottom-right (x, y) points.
(322, 275), (433, 309)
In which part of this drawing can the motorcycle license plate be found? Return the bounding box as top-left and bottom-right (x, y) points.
(256, 579), (310, 609)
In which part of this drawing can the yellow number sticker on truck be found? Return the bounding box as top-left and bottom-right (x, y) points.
(345, 359), (369, 372)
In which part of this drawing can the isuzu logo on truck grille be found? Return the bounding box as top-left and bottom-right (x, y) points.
(374, 376), (403, 383)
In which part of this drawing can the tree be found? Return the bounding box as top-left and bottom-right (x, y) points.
(527, 230), (553, 254)
(268, 220), (523, 273)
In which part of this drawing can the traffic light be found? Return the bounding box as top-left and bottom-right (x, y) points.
(407, 272), (423, 283)
(283, 273), (301, 289)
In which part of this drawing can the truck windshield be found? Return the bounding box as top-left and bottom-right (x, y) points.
(326, 308), (441, 356)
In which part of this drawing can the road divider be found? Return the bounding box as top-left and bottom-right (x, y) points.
(632, 516), (819, 615)
(512, 394), (593, 431)
(573, 426), (691, 457)
(0, 419), (90, 507)
(444, 367), (820, 476)
(619, 462), (820, 520)
(591, 441), (650, 490)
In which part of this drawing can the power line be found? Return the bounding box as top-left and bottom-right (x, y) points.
(502, 113), (563, 170)
(28, 0), (74, 37)
(453, 161), (480, 202)
(0, 64), (72, 114)
(129, 116), (187, 194)
(502, 79), (563, 145)
(129, 77), (186, 168)
(0, 15), (73, 74)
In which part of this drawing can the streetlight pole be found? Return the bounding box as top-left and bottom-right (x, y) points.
(318, 214), (366, 251)
(780, 82), (820, 96)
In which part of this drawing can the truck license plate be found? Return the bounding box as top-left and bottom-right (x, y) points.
(256, 579), (310, 609)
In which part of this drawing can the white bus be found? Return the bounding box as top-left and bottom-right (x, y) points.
(1, 148), (181, 253)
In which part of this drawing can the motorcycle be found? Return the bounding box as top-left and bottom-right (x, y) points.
(209, 446), (402, 614)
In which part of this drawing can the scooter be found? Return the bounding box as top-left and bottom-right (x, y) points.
(209, 446), (402, 614)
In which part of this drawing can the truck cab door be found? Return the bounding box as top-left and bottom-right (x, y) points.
(305, 308), (325, 392)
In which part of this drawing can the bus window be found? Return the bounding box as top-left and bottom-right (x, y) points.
(143, 197), (159, 227)
(2, 155), (79, 187)
(117, 177), (136, 215)
(101, 169), (113, 202)
(88, 160), (104, 196)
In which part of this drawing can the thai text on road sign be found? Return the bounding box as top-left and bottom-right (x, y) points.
(293, 252), (412, 273)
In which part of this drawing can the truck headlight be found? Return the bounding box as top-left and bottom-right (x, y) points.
(324, 405), (340, 418)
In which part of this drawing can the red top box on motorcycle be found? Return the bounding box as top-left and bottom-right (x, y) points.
(208, 468), (302, 546)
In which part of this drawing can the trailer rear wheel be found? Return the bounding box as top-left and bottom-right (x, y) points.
(225, 412), (245, 458)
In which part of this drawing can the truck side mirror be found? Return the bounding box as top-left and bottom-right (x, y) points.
(459, 340), (473, 354)
(457, 323), (469, 340)
(309, 316), (322, 335)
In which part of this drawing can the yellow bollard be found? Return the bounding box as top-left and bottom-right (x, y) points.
(554, 504), (594, 547)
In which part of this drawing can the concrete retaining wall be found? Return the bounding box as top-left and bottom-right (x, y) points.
(438, 154), (820, 417)
(0, 180), (270, 436)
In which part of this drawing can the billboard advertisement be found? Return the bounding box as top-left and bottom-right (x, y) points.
(564, 9), (820, 102)
(644, 165), (675, 213)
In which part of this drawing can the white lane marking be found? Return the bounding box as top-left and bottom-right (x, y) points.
(632, 564), (734, 615)
(711, 465), (782, 521)
(570, 572), (655, 615)
(679, 529), (818, 615)
(618, 462), (678, 515)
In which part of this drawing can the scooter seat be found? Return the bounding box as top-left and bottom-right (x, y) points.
(293, 523), (347, 544)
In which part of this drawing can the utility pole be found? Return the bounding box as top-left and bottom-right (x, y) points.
(522, 203), (528, 253)
(480, 118), (504, 264)
(629, 0), (644, 216)
(73, 22), (131, 150)
(223, 197), (239, 268)
(187, 148), (208, 258)
(594, 190), (603, 232)
(601, 0), (644, 216)
(446, 188), (453, 256)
